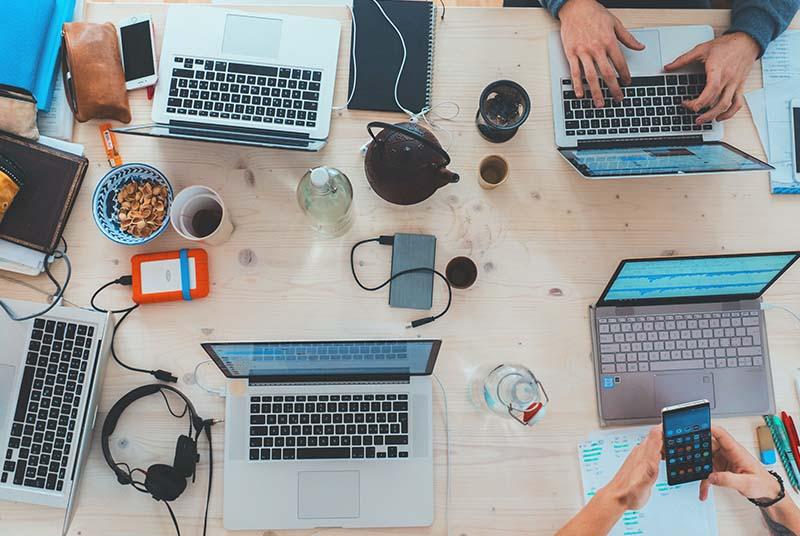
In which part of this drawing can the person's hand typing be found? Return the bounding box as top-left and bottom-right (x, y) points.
(664, 33), (760, 124)
(558, 0), (644, 107)
(699, 426), (782, 503)
(603, 426), (662, 510)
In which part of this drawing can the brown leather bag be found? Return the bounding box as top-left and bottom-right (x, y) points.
(61, 22), (131, 124)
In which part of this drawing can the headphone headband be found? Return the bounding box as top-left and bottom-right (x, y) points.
(101, 384), (203, 486)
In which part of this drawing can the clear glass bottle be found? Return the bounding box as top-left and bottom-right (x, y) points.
(296, 166), (354, 238)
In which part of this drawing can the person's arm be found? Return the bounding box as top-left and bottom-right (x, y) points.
(699, 426), (800, 535)
(538, 0), (567, 19)
(727, 0), (800, 57)
(556, 427), (662, 536)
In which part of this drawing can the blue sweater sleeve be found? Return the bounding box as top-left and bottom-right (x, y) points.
(726, 0), (799, 56)
(539, 0), (568, 19)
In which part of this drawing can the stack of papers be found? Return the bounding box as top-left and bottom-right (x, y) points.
(0, 136), (84, 276)
(578, 426), (718, 536)
(744, 30), (800, 193)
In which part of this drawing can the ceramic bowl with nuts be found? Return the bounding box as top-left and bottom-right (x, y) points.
(92, 164), (174, 245)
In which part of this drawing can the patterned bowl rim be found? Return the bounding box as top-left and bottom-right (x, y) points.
(91, 163), (174, 246)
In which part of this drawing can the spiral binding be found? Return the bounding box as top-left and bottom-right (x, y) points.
(425, 2), (436, 109)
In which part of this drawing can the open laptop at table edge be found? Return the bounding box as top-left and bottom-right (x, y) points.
(114, 5), (340, 152)
(548, 25), (772, 179)
(200, 338), (441, 530)
(588, 252), (800, 427)
(0, 299), (113, 536)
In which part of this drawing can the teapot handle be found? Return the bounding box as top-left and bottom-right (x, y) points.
(366, 121), (452, 166)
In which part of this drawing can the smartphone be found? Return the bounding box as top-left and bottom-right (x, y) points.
(662, 399), (712, 486)
(118, 14), (158, 90)
(791, 99), (800, 183)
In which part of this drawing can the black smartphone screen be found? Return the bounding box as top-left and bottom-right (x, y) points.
(120, 20), (155, 82)
(663, 401), (712, 486)
(793, 107), (800, 173)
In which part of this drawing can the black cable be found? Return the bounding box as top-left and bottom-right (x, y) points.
(164, 500), (181, 536)
(0, 247), (72, 321)
(350, 236), (452, 328)
(201, 421), (214, 536)
(91, 277), (178, 383)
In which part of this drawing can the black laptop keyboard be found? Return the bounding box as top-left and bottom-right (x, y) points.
(167, 56), (322, 128)
(2, 318), (94, 492)
(561, 74), (714, 137)
(249, 394), (410, 462)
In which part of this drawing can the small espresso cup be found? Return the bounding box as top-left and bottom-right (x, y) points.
(478, 155), (510, 190)
(170, 185), (234, 246)
(446, 256), (478, 289)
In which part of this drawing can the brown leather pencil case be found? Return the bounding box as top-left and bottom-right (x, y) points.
(61, 22), (131, 123)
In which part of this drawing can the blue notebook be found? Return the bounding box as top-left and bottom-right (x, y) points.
(0, 0), (76, 110)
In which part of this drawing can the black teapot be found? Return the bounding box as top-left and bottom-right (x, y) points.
(364, 121), (459, 205)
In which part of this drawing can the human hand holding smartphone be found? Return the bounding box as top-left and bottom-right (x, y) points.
(662, 399), (712, 486)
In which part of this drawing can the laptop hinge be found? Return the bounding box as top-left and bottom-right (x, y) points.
(168, 119), (311, 140)
(247, 373), (411, 385)
(576, 135), (704, 150)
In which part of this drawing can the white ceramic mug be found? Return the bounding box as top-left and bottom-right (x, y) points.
(170, 185), (234, 246)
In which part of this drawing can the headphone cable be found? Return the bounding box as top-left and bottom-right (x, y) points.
(350, 236), (452, 328)
(164, 500), (181, 536)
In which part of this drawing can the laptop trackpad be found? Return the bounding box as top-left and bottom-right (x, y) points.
(298, 471), (360, 520)
(624, 30), (662, 75)
(655, 372), (715, 410)
(0, 365), (16, 433)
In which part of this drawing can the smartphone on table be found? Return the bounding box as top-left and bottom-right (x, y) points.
(662, 399), (712, 486)
(118, 14), (158, 90)
(791, 99), (800, 183)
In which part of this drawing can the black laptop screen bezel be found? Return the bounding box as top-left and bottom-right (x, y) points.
(597, 252), (800, 307)
(559, 140), (773, 178)
(201, 339), (442, 382)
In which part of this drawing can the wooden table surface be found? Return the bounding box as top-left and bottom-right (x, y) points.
(3, 3), (800, 535)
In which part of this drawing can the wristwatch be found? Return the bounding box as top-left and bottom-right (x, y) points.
(748, 471), (786, 508)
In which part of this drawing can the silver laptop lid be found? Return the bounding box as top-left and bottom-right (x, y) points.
(201, 340), (442, 382)
(597, 252), (800, 307)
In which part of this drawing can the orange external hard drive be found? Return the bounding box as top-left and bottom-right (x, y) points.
(131, 249), (209, 304)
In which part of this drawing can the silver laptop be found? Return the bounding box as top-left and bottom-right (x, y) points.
(549, 25), (772, 179)
(201, 339), (441, 530)
(590, 252), (800, 426)
(0, 299), (112, 534)
(115, 5), (341, 151)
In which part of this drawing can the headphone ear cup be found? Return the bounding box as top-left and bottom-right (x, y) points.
(173, 435), (198, 478)
(144, 464), (187, 502)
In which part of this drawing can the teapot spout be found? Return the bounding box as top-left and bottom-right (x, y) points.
(437, 167), (460, 186)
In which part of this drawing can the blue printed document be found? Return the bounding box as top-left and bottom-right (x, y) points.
(578, 426), (718, 536)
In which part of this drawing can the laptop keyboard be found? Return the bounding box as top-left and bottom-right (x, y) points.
(2, 318), (94, 491)
(561, 75), (714, 138)
(249, 394), (410, 462)
(167, 56), (322, 128)
(598, 311), (764, 374)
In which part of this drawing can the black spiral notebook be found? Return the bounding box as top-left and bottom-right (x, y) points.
(347, 0), (436, 113)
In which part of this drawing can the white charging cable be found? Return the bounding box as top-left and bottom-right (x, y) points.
(762, 302), (800, 325)
(332, 3), (358, 111)
(193, 359), (226, 398)
(432, 372), (452, 536)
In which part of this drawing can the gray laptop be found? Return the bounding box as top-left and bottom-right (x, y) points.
(0, 299), (112, 535)
(201, 339), (440, 530)
(548, 25), (773, 179)
(589, 252), (799, 426)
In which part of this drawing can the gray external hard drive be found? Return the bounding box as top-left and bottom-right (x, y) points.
(389, 233), (436, 310)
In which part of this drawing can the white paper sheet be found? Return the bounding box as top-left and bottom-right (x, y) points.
(579, 426), (718, 536)
(762, 30), (800, 86)
(36, 66), (74, 141)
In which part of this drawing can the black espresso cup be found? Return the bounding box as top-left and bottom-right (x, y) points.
(475, 80), (531, 143)
(446, 256), (478, 289)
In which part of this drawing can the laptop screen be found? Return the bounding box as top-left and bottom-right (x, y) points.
(598, 253), (799, 306)
(202, 340), (441, 380)
(559, 141), (771, 178)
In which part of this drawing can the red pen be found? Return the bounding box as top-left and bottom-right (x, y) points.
(780, 411), (800, 470)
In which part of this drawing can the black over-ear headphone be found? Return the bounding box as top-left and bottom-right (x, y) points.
(101, 384), (219, 535)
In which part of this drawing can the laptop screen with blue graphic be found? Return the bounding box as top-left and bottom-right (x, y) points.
(559, 141), (771, 178)
(599, 253), (799, 305)
(202, 340), (441, 379)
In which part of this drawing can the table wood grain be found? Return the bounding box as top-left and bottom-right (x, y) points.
(2, 3), (800, 535)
